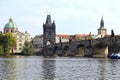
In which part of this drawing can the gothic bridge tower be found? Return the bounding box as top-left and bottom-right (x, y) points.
(43, 15), (56, 48)
(98, 16), (107, 37)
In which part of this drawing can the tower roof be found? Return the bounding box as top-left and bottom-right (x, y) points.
(100, 16), (104, 27)
(45, 15), (52, 25)
(4, 18), (17, 28)
(99, 16), (106, 29)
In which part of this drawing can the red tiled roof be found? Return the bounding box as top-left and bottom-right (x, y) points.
(56, 34), (70, 39)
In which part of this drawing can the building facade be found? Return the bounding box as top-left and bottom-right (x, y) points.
(56, 34), (70, 43)
(32, 34), (70, 50)
(4, 18), (31, 53)
(32, 35), (43, 48)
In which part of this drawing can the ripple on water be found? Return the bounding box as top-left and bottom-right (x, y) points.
(0, 56), (120, 80)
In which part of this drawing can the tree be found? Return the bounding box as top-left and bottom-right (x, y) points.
(0, 33), (4, 45)
(22, 41), (34, 55)
(0, 46), (4, 55)
(0, 33), (16, 55)
(3, 33), (16, 54)
(0, 33), (6, 55)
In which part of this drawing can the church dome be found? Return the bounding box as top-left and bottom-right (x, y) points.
(4, 18), (17, 28)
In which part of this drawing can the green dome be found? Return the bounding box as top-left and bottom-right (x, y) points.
(4, 18), (17, 28)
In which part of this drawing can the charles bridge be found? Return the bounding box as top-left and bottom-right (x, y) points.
(43, 36), (120, 58)
(42, 15), (120, 58)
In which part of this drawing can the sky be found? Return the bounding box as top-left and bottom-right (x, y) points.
(0, 0), (120, 37)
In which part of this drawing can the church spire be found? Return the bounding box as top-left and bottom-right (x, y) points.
(45, 15), (52, 24)
(100, 16), (104, 28)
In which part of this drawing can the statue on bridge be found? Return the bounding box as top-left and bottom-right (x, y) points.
(111, 29), (115, 37)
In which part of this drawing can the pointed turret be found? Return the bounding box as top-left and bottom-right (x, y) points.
(100, 16), (104, 28)
(45, 15), (52, 25)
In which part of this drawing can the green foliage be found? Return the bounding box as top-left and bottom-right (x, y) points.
(0, 46), (4, 55)
(0, 33), (16, 55)
(22, 41), (34, 55)
(111, 40), (120, 53)
(3, 33), (16, 54)
(0, 33), (4, 45)
(78, 37), (83, 41)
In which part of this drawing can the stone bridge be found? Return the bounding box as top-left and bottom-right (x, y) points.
(43, 36), (120, 58)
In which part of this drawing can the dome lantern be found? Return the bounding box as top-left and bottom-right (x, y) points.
(9, 18), (13, 22)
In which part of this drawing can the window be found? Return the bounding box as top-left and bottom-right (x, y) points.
(19, 43), (22, 46)
(19, 48), (22, 50)
(20, 36), (22, 38)
(19, 39), (22, 42)
(14, 48), (17, 50)
(6, 30), (8, 33)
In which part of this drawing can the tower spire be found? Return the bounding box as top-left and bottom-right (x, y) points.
(100, 16), (104, 28)
(46, 15), (52, 24)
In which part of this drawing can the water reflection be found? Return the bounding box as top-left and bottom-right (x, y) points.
(0, 60), (17, 80)
(0, 57), (120, 80)
(41, 58), (56, 80)
(0, 56), (44, 80)
(97, 59), (120, 80)
(109, 59), (120, 79)
(97, 59), (108, 80)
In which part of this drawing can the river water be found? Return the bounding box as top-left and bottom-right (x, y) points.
(0, 56), (120, 80)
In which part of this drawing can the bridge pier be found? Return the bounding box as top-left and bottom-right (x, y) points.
(93, 46), (108, 58)
(75, 47), (85, 57)
(84, 46), (93, 57)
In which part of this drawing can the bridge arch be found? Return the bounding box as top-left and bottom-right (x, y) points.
(53, 46), (59, 51)
(63, 45), (70, 50)
(75, 44), (85, 57)
(93, 42), (108, 58)
(62, 45), (70, 56)
(53, 46), (59, 54)
(77, 44), (85, 48)
(94, 42), (108, 48)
